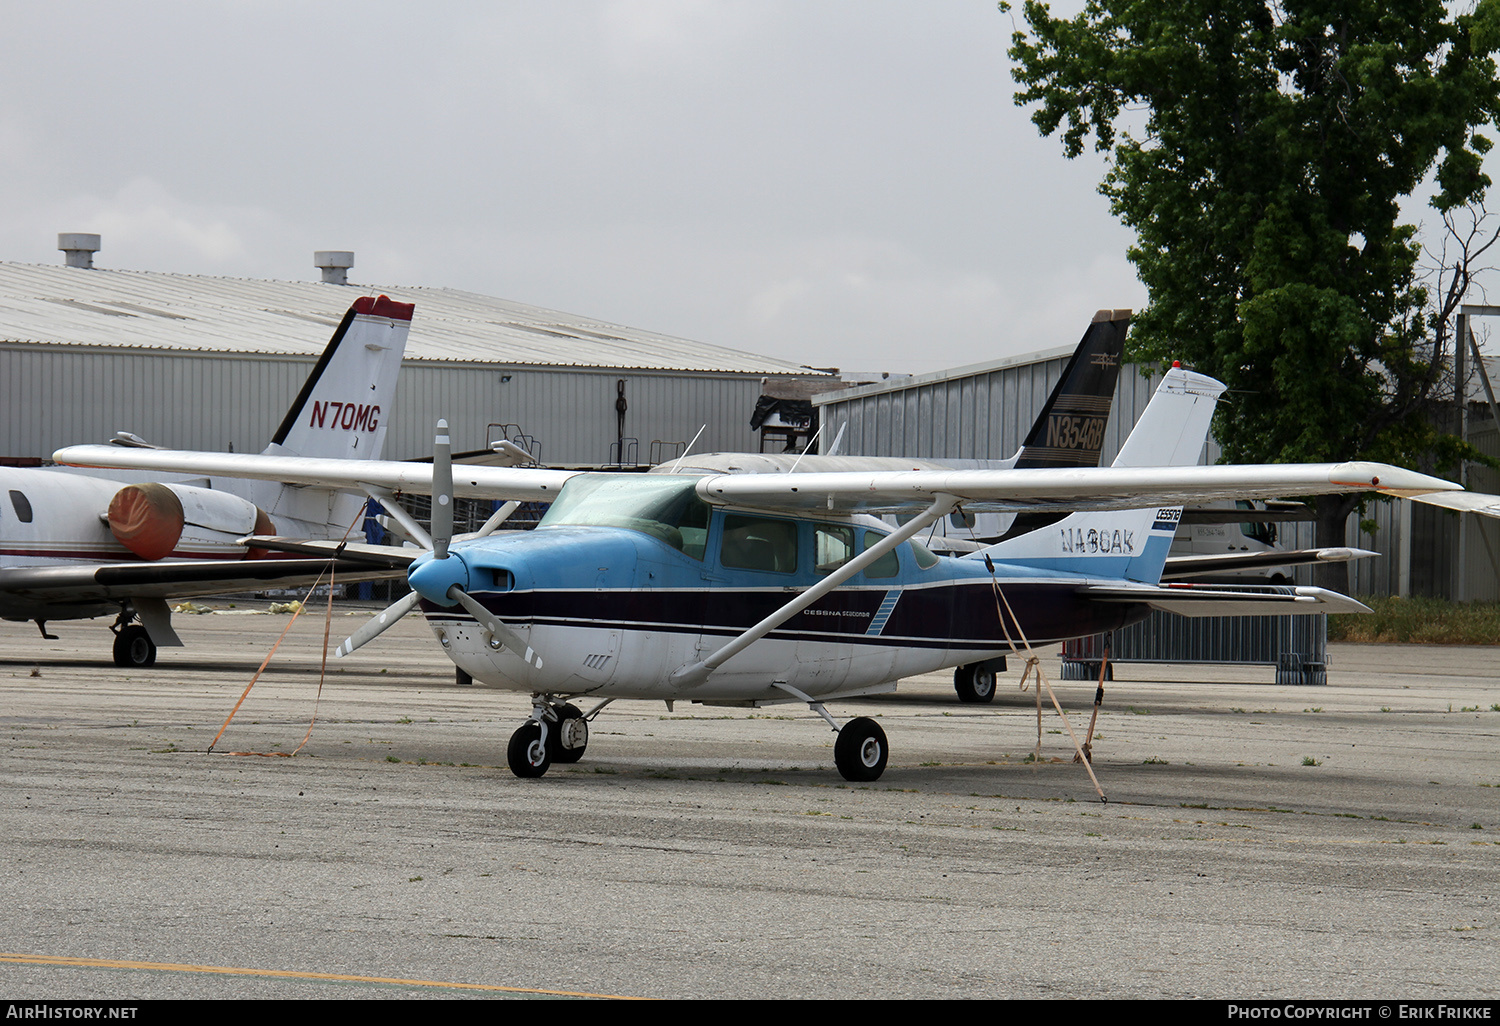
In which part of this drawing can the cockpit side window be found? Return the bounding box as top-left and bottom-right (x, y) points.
(9, 490), (33, 524)
(720, 513), (798, 574)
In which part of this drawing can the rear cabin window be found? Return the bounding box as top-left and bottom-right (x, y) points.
(814, 524), (854, 575)
(861, 530), (900, 579)
(9, 490), (32, 523)
(720, 513), (798, 574)
(910, 537), (940, 569)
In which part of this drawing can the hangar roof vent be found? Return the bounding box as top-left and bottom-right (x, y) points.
(314, 250), (354, 285)
(58, 233), (101, 269)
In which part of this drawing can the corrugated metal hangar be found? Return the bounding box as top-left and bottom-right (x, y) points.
(814, 340), (1162, 466)
(0, 247), (824, 468)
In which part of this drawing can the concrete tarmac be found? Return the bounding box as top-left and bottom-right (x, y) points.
(0, 604), (1496, 1000)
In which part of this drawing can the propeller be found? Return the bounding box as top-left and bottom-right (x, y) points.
(334, 419), (538, 667)
(334, 590), (420, 657)
(431, 421), (453, 560)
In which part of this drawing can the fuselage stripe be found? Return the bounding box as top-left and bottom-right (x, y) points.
(865, 589), (900, 635)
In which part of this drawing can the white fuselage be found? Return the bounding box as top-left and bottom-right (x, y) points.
(0, 465), (355, 621)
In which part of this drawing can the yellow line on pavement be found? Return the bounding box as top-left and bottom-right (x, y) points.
(0, 952), (642, 999)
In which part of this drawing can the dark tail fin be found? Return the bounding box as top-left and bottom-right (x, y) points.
(1013, 308), (1129, 469)
(994, 309), (1128, 541)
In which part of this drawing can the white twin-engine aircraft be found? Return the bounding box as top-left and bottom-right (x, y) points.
(57, 327), (1500, 783)
(3, 296), (412, 666)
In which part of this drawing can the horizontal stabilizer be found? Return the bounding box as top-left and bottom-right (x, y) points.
(1080, 583), (1371, 617)
(1409, 489), (1500, 518)
(1160, 547), (1376, 581)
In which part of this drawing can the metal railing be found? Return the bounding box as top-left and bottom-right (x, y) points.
(1061, 606), (1329, 686)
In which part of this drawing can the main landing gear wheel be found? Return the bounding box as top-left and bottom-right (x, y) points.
(954, 663), (996, 704)
(834, 717), (888, 782)
(507, 721), (552, 778)
(112, 625), (156, 668)
(552, 703), (588, 764)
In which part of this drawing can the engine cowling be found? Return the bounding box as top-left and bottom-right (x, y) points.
(108, 482), (271, 561)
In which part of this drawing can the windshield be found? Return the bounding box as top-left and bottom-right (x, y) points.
(539, 475), (710, 558)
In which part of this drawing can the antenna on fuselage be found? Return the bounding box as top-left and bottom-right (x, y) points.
(787, 420), (844, 472)
(825, 422), (847, 457)
(667, 425), (708, 474)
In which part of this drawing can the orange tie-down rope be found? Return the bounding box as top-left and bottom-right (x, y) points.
(982, 553), (1107, 802)
(209, 502), (368, 757)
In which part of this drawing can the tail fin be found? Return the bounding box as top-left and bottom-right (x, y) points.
(1013, 308), (1129, 469)
(263, 295), (412, 460)
(976, 365), (1223, 583)
(990, 309), (1129, 542)
(228, 296), (412, 535)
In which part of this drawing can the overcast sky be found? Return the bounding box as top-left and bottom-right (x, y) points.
(2, 2), (1491, 375)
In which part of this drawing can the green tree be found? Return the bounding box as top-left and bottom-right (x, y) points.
(1005, 0), (1500, 587)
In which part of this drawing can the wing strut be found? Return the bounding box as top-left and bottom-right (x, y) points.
(360, 485), (434, 550)
(668, 493), (960, 688)
(474, 501), (521, 538)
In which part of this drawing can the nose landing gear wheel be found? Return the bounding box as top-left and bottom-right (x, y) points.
(507, 721), (552, 778)
(954, 663), (996, 703)
(112, 625), (156, 668)
(834, 717), (888, 782)
(552, 703), (588, 763)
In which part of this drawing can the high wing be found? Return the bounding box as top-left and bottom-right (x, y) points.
(53, 446), (577, 503)
(55, 444), (1499, 522)
(689, 461), (1495, 517)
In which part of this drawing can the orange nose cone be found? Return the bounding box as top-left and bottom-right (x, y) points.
(108, 483), (185, 561)
(246, 507), (278, 560)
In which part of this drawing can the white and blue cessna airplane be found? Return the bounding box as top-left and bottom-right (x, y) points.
(56, 322), (1500, 782)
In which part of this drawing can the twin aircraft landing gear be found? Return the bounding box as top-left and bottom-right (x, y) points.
(953, 657), (1005, 704)
(506, 697), (600, 778)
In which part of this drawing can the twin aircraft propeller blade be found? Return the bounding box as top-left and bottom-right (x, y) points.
(336, 420), (538, 667)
